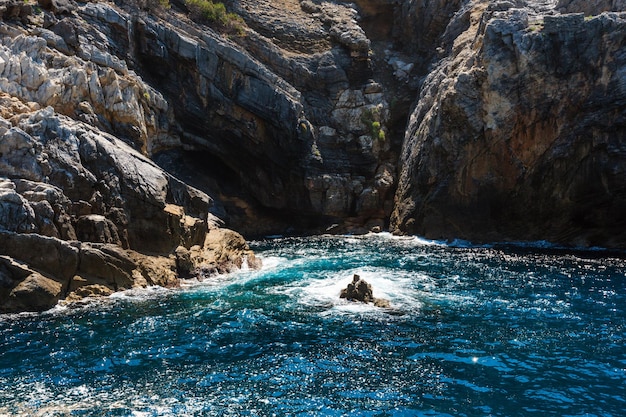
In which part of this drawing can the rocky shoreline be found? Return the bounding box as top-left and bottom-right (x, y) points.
(2, 0), (626, 312)
(0, 102), (259, 312)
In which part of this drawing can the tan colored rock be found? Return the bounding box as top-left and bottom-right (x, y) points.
(65, 284), (115, 303)
(126, 251), (178, 289)
(178, 228), (262, 276)
(78, 244), (136, 290)
(164, 204), (208, 250)
(174, 245), (194, 277)
(0, 231), (79, 282)
(0, 256), (65, 313)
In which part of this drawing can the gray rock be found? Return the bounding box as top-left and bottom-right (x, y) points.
(0, 182), (37, 233)
(1, 106), (211, 253)
(0, 256), (65, 313)
(75, 214), (123, 246)
(391, 3), (626, 247)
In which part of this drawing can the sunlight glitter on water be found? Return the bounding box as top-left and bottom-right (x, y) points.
(1, 234), (626, 416)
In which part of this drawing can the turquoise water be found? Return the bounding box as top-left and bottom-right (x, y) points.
(1, 234), (625, 416)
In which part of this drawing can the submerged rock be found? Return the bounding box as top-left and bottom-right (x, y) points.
(340, 274), (390, 308)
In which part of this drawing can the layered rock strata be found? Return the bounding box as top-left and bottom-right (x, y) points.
(0, 102), (259, 312)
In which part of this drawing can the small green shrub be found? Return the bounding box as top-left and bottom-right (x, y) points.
(361, 108), (385, 142)
(184, 0), (244, 35)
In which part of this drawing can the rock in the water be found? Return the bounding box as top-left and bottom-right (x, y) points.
(340, 274), (390, 308)
(340, 273), (374, 302)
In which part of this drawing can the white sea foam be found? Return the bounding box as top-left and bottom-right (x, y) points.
(257, 255), (287, 271)
(277, 267), (427, 314)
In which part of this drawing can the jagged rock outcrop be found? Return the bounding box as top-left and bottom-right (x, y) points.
(0, 0), (421, 238)
(0, 0), (399, 235)
(391, 0), (626, 247)
(0, 7), (175, 154)
(0, 104), (209, 253)
(174, 227), (260, 277)
(0, 2), (258, 312)
(129, 0), (399, 233)
(0, 103), (259, 311)
(340, 273), (390, 308)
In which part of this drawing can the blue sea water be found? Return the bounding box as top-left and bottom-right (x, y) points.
(1, 233), (625, 416)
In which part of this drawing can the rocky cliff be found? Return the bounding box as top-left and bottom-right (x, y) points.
(2, 0), (626, 312)
(0, 0), (261, 312)
(390, 0), (626, 248)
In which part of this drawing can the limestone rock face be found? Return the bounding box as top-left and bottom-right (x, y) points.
(391, 1), (626, 247)
(131, 0), (397, 233)
(0, 105), (209, 253)
(2, 0), (402, 234)
(0, 2), (263, 311)
(0, 20), (173, 154)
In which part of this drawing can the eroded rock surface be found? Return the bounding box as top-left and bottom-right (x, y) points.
(0, 102), (260, 311)
(391, 0), (626, 247)
(340, 274), (390, 308)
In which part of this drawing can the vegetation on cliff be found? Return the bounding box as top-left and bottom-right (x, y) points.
(2, 0), (626, 312)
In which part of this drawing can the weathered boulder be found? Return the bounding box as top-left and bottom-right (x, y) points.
(0, 231), (80, 282)
(0, 255), (65, 313)
(75, 214), (123, 246)
(184, 228), (262, 276)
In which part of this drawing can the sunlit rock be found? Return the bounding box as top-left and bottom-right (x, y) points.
(340, 273), (390, 308)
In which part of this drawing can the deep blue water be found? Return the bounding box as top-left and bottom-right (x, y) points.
(1, 234), (626, 416)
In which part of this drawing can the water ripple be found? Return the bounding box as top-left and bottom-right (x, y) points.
(1, 235), (626, 415)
